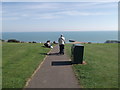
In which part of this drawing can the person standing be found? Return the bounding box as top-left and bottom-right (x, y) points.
(58, 34), (65, 55)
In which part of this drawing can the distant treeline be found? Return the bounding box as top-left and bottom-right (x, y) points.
(1, 39), (120, 44)
(105, 40), (120, 43)
(0, 39), (38, 43)
(0, 39), (58, 44)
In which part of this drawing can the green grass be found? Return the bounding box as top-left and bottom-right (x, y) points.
(0, 42), (2, 89)
(65, 43), (118, 88)
(2, 43), (51, 88)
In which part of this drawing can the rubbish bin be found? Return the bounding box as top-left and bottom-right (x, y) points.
(71, 44), (84, 64)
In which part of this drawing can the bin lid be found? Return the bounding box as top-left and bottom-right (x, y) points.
(73, 44), (84, 46)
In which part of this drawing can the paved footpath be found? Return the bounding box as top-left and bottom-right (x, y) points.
(25, 45), (80, 88)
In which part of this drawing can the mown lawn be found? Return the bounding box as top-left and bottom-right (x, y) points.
(2, 43), (51, 88)
(0, 42), (2, 89)
(65, 43), (118, 88)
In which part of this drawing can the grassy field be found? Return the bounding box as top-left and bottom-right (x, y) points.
(65, 43), (118, 88)
(0, 42), (2, 89)
(2, 43), (51, 88)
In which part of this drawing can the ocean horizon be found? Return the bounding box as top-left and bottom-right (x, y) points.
(2, 31), (118, 43)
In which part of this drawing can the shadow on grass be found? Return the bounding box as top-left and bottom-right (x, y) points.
(39, 53), (48, 55)
(51, 61), (72, 66)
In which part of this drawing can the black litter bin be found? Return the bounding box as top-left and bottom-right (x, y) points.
(71, 44), (84, 64)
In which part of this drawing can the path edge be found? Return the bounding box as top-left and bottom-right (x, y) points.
(65, 50), (81, 88)
(24, 47), (53, 88)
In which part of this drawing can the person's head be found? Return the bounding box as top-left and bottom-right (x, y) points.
(60, 34), (63, 37)
(47, 40), (50, 43)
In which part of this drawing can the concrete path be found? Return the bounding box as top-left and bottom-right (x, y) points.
(25, 45), (80, 88)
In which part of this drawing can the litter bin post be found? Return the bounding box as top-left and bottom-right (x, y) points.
(71, 44), (84, 64)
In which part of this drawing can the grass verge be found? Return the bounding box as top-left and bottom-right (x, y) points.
(2, 43), (51, 88)
(65, 43), (118, 88)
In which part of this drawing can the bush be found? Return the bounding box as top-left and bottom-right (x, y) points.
(7, 39), (20, 43)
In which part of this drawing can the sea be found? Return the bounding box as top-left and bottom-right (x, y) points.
(1, 31), (118, 43)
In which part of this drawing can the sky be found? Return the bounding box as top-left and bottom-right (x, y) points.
(2, 0), (119, 2)
(1, 1), (118, 32)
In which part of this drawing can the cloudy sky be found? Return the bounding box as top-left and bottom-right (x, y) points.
(2, 1), (118, 32)
(2, 0), (119, 2)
